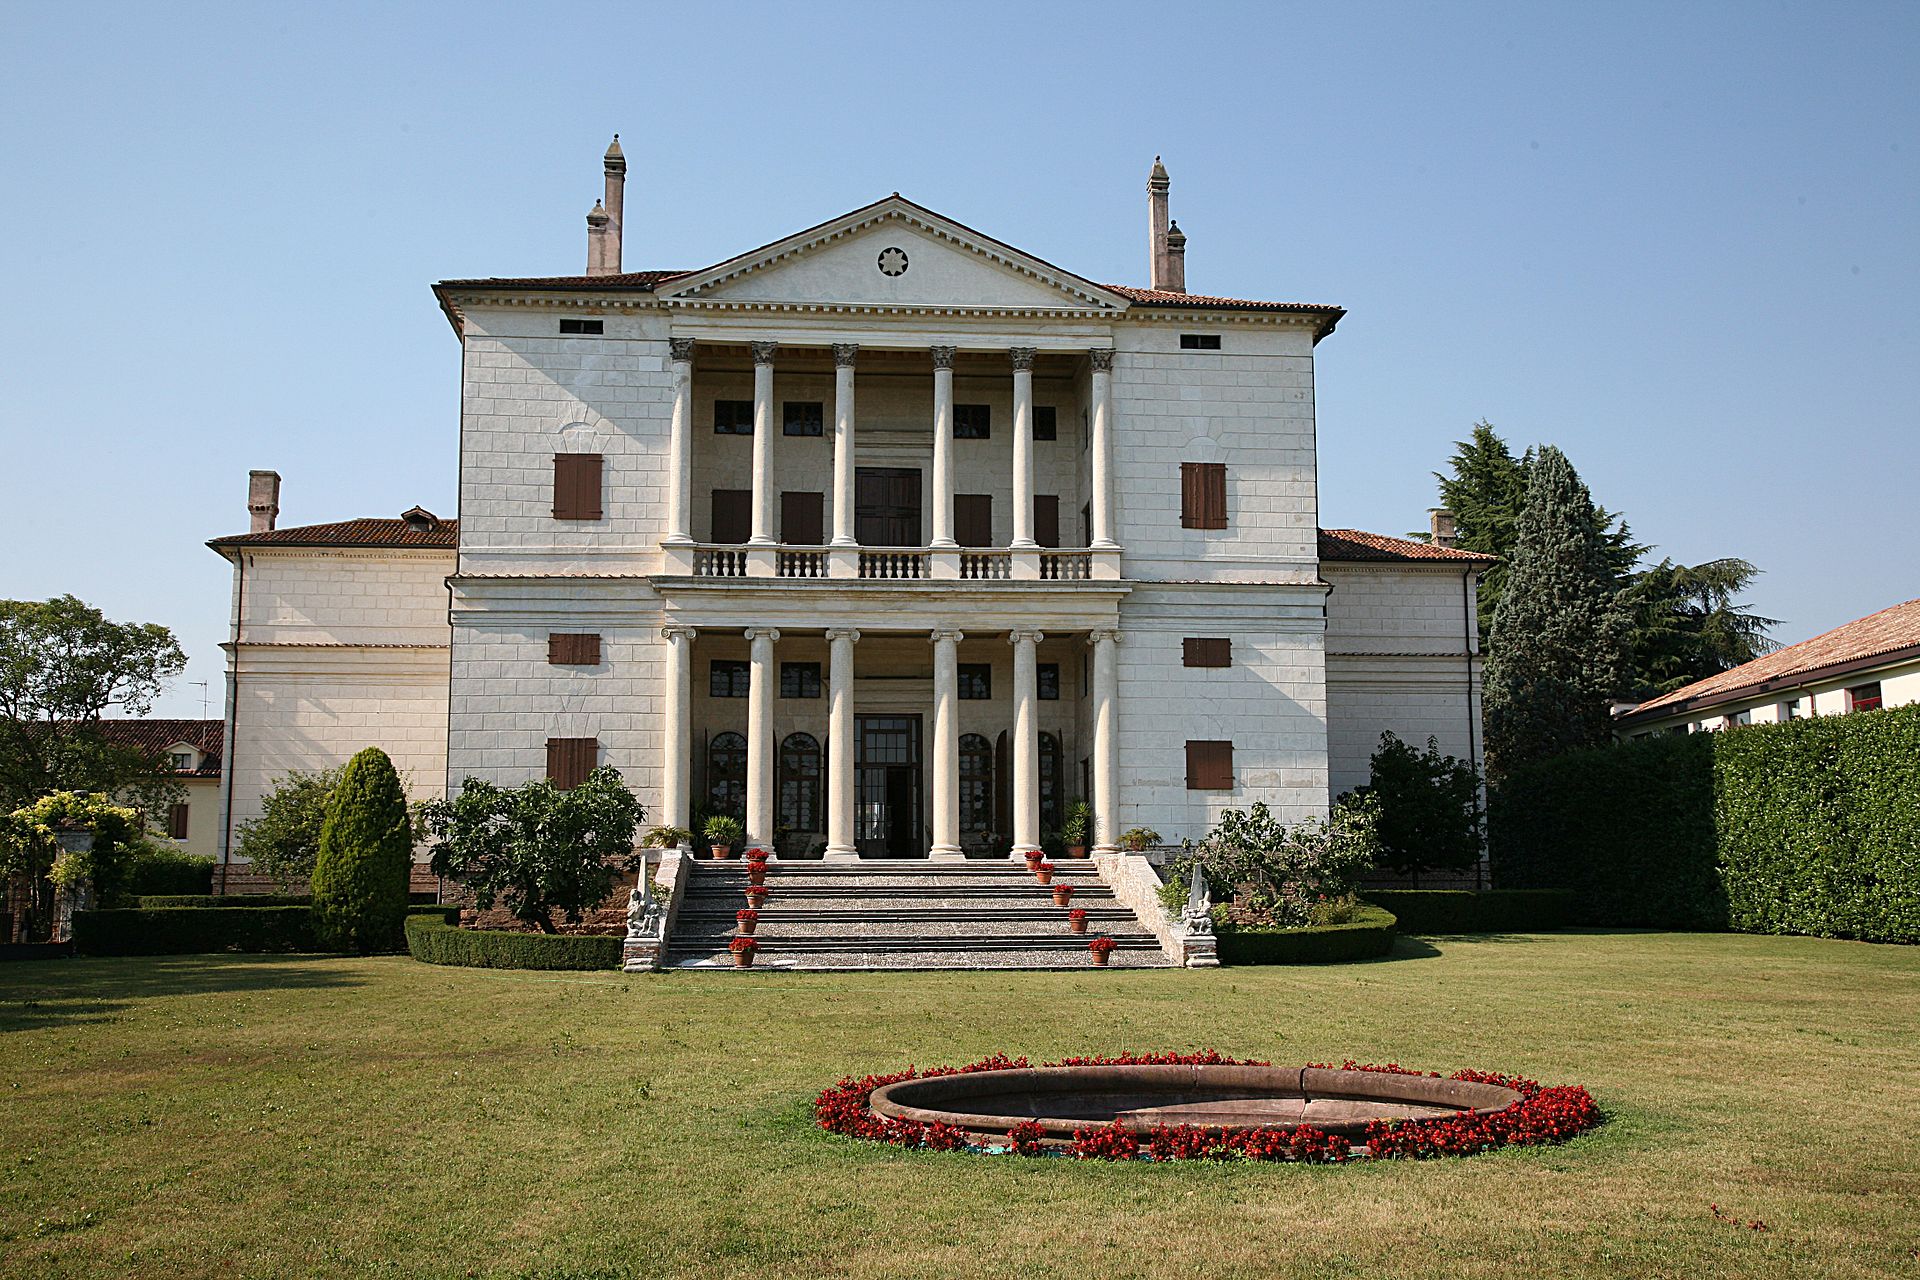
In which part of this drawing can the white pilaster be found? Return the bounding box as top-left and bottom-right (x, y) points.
(749, 341), (777, 545)
(831, 344), (858, 547)
(929, 628), (964, 858)
(1009, 347), (1037, 549)
(930, 346), (956, 548)
(825, 627), (860, 860)
(1090, 348), (1118, 549)
(665, 338), (695, 545)
(1089, 629), (1120, 853)
(660, 625), (695, 844)
(744, 626), (779, 850)
(1009, 628), (1044, 856)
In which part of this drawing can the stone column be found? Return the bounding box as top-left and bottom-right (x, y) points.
(1009, 628), (1044, 856)
(665, 338), (696, 545)
(831, 344), (859, 546)
(744, 627), (779, 851)
(748, 341), (777, 545)
(930, 346), (957, 547)
(825, 628), (860, 860)
(1089, 629), (1120, 853)
(1089, 349), (1118, 549)
(929, 628), (965, 858)
(660, 625), (695, 842)
(1009, 347), (1037, 548)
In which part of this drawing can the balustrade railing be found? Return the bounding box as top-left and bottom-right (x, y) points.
(1039, 549), (1092, 580)
(692, 547), (746, 577)
(682, 544), (1099, 583)
(776, 548), (826, 578)
(960, 549), (1012, 580)
(858, 548), (928, 579)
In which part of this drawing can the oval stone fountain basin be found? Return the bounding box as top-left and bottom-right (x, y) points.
(869, 1065), (1523, 1143)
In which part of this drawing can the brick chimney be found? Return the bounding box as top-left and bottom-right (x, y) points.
(1428, 507), (1459, 548)
(248, 470), (281, 533)
(1148, 156), (1172, 291)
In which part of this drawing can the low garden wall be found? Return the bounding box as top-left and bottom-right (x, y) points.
(72, 904), (456, 956)
(403, 913), (623, 971)
(1215, 904), (1397, 965)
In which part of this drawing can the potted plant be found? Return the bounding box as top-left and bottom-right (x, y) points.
(1062, 802), (1091, 858)
(643, 826), (691, 850)
(746, 849), (770, 885)
(704, 815), (744, 859)
(1022, 849), (1045, 870)
(1033, 860), (1055, 886)
(735, 908), (759, 937)
(1118, 827), (1161, 853)
(744, 883), (770, 909)
(1067, 907), (1089, 934)
(729, 936), (758, 968)
(1051, 882), (1075, 908)
(1089, 935), (1117, 966)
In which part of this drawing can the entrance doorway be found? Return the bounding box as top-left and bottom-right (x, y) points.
(856, 714), (923, 858)
(856, 467), (922, 546)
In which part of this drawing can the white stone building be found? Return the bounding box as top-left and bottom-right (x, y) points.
(211, 144), (1492, 874)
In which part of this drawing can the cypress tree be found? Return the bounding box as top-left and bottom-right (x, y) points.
(1435, 422), (1529, 640)
(1483, 446), (1632, 779)
(310, 746), (412, 953)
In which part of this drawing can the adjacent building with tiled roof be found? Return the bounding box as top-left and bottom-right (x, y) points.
(1617, 598), (1920, 735)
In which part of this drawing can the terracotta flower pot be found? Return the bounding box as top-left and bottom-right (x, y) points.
(1052, 887), (1074, 907)
(1067, 845), (1088, 859)
(1090, 950), (1111, 967)
(1035, 869), (1054, 885)
(1023, 852), (1044, 869)
(1069, 917), (1088, 934)
(732, 949), (755, 968)
(745, 889), (769, 908)
(737, 920), (757, 937)
(713, 844), (737, 860)
(747, 866), (767, 885)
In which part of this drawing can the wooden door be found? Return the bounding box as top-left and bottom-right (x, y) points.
(1034, 495), (1060, 548)
(856, 468), (922, 546)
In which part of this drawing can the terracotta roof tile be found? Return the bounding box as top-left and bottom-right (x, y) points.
(1318, 529), (1498, 565)
(87, 719), (224, 774)
(434, 270), (690, 291)
(1625, 597), (1920, 719)
(210, 517), (458, 550)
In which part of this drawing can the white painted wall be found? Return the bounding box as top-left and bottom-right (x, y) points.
(1619, 657), (1920, 737)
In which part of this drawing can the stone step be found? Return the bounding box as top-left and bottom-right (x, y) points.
(668, 930), (1163, 954)
(690, 859), (1103, 874)
(679, 889), (1116, 909)
(679, 920), (1154, 943)
(668, 948), (1168, 971)
(678, 905), (1140, 923)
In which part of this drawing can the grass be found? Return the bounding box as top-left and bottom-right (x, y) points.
(2, 931), (1918, 1279)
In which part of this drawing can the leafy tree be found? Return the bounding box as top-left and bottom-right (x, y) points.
(310, 747), (413, 953)
(1622, 558), (1780, 698)
(1483, 446), (1633, 778)
(1346, 732), (1482, 876)
(235, 766), (345, 887)
(0, 596), (186, 812)
(1, 791), (153, 938)
(423, 767), (644, 933)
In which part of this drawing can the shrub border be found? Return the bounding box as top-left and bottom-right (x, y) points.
(1361, 890), (1573, 935)
(814, 1052), (1603, 1161)
(403, 912), (623, 971)
(1214, 903), (1397, 965)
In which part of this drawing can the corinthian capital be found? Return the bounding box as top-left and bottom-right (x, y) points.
(832, 343), (859, 369)
(668, 337), (697, 363)
(750, 341), (779, 366)
(1090, 348), (1115, 372)
(1008, 346), (1037, 372)
(929, 345), (957, 369)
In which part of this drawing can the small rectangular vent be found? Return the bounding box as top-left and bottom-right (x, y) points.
(1179, 334), (1221, 350)
(559, 319), (604, 335)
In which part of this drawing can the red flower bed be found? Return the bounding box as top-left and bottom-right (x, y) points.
(813, 1053), (1602, 1162)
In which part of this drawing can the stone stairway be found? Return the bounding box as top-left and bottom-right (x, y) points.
(664, 860), (1173, 970)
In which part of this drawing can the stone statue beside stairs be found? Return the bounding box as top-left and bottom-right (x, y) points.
(1179, 861), (1219, 967)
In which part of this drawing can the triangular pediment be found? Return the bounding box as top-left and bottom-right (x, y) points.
(657, 196), (1129, 314)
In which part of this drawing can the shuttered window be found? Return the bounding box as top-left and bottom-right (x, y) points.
(781, 491), (824, 545)
(1180, 462), (1227, 530)
(548, 633), (602, 666)
(1034, 495), (1060, 548)
(552, 453), (604, 521)
(955, 494), (993, 547)
(1182, 638), (1232, 668)
(711, 490), (751, 544)
(167, 803), (190, 839)
(1185, 740), (1233, 791)
(546, 737), (599, 790)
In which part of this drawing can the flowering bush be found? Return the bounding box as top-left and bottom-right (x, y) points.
(1158, 797), (1382, 928)
(813, 1053), (1601, 1162)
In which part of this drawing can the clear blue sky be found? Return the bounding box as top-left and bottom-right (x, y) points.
(3, 1), (1914, 718)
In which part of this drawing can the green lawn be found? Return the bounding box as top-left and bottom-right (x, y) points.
(3, 932), (1917, 1279)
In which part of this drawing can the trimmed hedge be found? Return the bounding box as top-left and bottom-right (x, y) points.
(404, 913), (624, 971)
(1494, 703), (1920, 942)
(137, 894), (311, 909)
(124, 849), (216, 896)
(1363, 890), (1574, 935)
(1214, 904), (1397, 965)
(73, 906), (319, 955)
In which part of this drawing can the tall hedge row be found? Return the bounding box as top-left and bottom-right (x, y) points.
(1493, 704), (1920, 942)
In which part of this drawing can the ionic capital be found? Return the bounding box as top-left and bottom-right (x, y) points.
(832, 343), (859, 369)
(750, 341), (779, 366)
(1086, 629), (1121, 646)
(661, 624), (697, 642)
(929, 628), (965, 645)
(1090, 348), (1116, 372)
(1007, 628), (1045, 647)
(668, 337), (697, 363)
(1008, 346), (1037, 372)
(824, 627), (862, 645)
(929, 345), (957, 370)
(743, 627), (781, 645)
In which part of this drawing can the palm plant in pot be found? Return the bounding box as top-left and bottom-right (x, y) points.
(703, 815), (744, 859)
(1118, 827), (1160, 854)
(643, 826), (692, 850)
(1067, 906), (1089, 934)
(1061, 802), (1092, 858)
(1051, 881), (1075, 908)
(1088, 935), (1117, 966)
(735, 908), (759, 937)
(729, 936), (758, 968)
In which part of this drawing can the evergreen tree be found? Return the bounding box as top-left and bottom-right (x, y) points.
(1621, 558), (1780, 697)
(1483, 447), (1632, 778)
(310, 747), (412, 953)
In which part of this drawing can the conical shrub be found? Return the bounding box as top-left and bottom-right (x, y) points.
(310, 746), (412, 953)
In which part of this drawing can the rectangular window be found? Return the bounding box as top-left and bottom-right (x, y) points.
(1781, 699), (1802, 720)
(711, 489), (751, 544)
(1847, 682), (1883, 713)
(782, 401), (824, 437)
(1179, 333), (1222, 350)
(558, 318), (603, 335)
(1034, 495), (1060, 548)
(167, 803), (190, 839)
(1037, 663), (1060, 700)
(552, 453), (604, 521)
(710, 660), (750, 699)
(713, 399), (754, 435)
(958, 664), (992, 700)
(955, 494), (993, 547)
(1033, 406), (1057, 441)
(781, 491), (823, 545)
(547, 633), (602, 666)
(170, 751), (193, 771)
(1185, 740), (1233, 790)
(1180, 461), (1227, 530)
(1182, 638), (1232, 668)
(546, 737), (599, 790)
(955, 404), (991, 439)
(780, 662), (821, 699)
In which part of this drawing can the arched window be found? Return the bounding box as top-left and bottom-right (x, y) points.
(959, 734), (994, 835)
(1039, 732), (1062, 834)
(778, 733), (822, 832)
(707, 732), (747, 819)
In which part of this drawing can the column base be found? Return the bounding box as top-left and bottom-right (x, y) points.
(823, 844), (859, 861)
(1091, 843), (1119, 856)
(928, 844), (965, 861)
(928, 537), (958, 549)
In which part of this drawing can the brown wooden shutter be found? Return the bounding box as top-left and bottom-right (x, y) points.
(781, 491), (824, 545)
(711, 490), (751, 543)
(955, 494), (992, 547)
(1182, 638), (1232, 668)
(1181, 462), (1227, 530)
(548, 633), (602, 666)
(167, 803), (190, 839)
(552, 454), (604, 521)
(1185, 740), (1233, 790)
(1033, 495), (1060, 548)
(546, 737), (598, 790)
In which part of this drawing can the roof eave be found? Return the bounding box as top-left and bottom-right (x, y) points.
(1618, 641), (1920, 723)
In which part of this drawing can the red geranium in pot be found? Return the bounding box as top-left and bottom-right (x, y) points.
(729, 936), (758, 968)
(1023, 850), (1045, 871)
(736, 908), (759, 936)
(1051, 882), (1075, 907)
(1089, 936), (1117, 966)
(1067, 907), (1089, 934)
(744, 884), (770, 909)
(1033, 860), (1055, 886)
